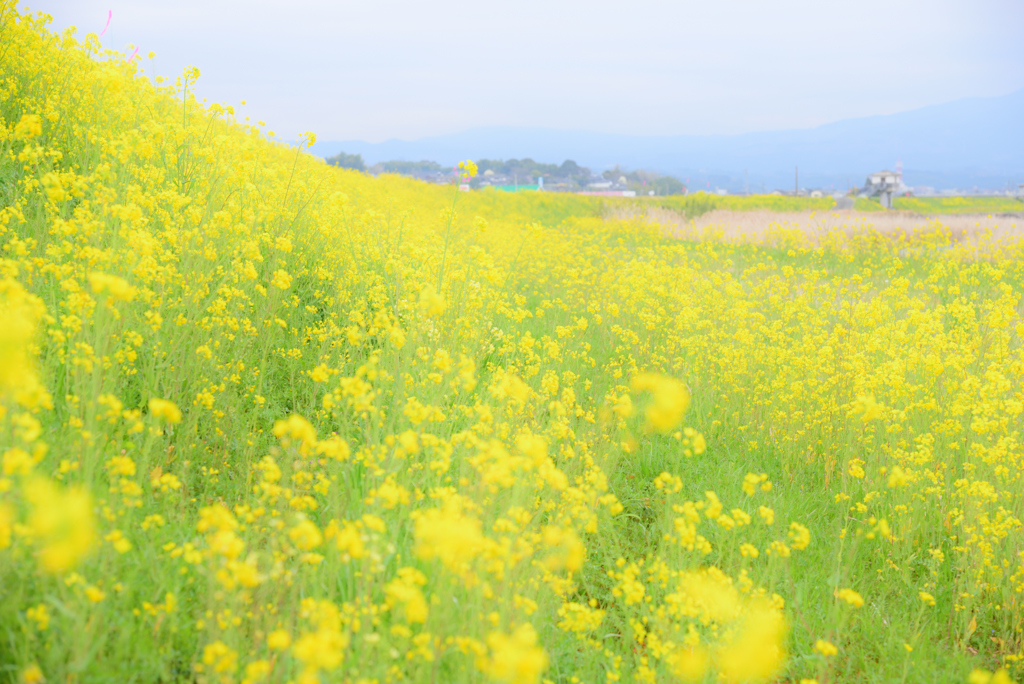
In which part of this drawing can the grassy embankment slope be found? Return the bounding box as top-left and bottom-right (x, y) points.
(2, 4), (1024, 683)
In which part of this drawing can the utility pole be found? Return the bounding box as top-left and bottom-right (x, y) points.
(795, 166), (798, 195)
(745, 168), (749, 195)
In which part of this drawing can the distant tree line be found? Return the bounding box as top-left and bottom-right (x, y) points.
(325, 154), (450, 180)
(324, 151), (365, 171)
(375, 160), (443, 175)
(478, 159), (684, 194)
(323, 152), (687, 195)
(602, 165), (686, 195)
(476, 158), (593, 185)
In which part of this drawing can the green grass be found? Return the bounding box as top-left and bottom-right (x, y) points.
(892, 196), (1024, 215)
(652, 192), (838, 219)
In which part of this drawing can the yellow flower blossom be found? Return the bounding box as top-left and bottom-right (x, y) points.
(847, 458), (865, 479)
(148, 398), (182, 423)
(271, 269), (292, 290)
(479, 624), (548, 684)
(458, 159), (478, 178)
(887, 466), (909, 488)
(968, 669), (1016, 684)
(20, 664), (44, 684)
(289, 517), (323, 551)
(814, 639), (838, 656)
(715, 600), (788, 684)
(0, 504), (12, 551)
(851, 394), (883, 422)
(25, 478), (96, 573)
(630, 373), (690, 433)
(201, 641), (238, 674)
(413, 503), (484, 576)
(835, 588), (864, 608)
(267, 630), (292, 651)
(384, 567), (429, 624)
(26, 604), (49, 630)
(788, 522), (811, 550)
(88, 272), (135, 301)
(419, 286), (446, 316)
(13, 114), (43, 140)
(0, 277), (49, 407)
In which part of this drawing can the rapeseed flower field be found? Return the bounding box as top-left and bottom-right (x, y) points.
(2, 4), (1023, 683)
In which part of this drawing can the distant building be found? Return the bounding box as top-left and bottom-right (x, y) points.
(578, 190), (636, 197)
(859, 170), (905, 208)
(858, 160), (911, 208)
(494, 184), (540, 192)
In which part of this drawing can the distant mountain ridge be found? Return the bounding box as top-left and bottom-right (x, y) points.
(311, 89), (1024, 192)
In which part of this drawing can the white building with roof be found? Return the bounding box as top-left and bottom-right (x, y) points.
(858, 161), (911, 209)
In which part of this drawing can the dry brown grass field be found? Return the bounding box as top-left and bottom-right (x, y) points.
(612, 205), (1024, 245)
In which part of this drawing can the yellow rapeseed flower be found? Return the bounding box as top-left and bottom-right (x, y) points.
(814, 639), (838, 656)
(968, 669), (1016, 684)
(148, 398), (182, 424)
(20, 663), (45, 684)
(419, 286), (446, 316)
(0, 277), (49, 407)
(87, 272), (135, 301)
(630, 373), (690, 433)
(851, 394), (883, 422)
(24, 478), (96, 573)
(413, 503), (484, 577)
(0, 504), (12, 551)
(715, 600), (788, 684)
(26, 604), (49, 630)
(293, 627), (347, 673)
(267, 630), (292, 651)
(271, 269), (292, 290)
(384, 567), (429, 624)
(201, 641), (238, 674)
(458, 159), (478, 178)
(273, 414), (318, 454)
(788, 522), (811, 550)
(835, 588), (864, 608)
(289, 517), (323, 551)
(480, 624), (548, 684)
(886, 466), (909, 488)
(13, 113), (43, 141)
(667, 645), (709, 682)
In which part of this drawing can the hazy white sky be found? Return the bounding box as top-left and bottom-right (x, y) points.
(29, 0), (1024, 142)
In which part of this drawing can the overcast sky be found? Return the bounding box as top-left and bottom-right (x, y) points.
(30, 0), (1024, 143)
